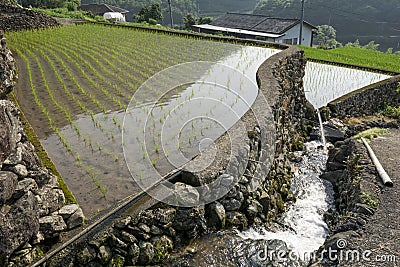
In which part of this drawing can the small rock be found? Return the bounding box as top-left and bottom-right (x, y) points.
(108, 234), (127, 249)
(0, 171), (18, 203)
(13, 178), (38, 199)
(220, 198), (242, 211)
(127, 243), (140, 265)
(150, 225), (163, 235)
(8, 164), (28, 178)
(225, 211), (248, 230)
(354, 203), (374, 216)
(174, 182), (200, 206)
(39, 215), (67, 238)
(114, 216), (131, 229)
(97, 245), (112, 265)
(155, 208), (176, 224)
(246, 200), (263, 217)
(137, 241), (154, 265)
(58, 204), (79, 220)
(138, 223), (151, 233)
(66, 207), (84, 229)
(120, 231), (137, 244)
(206, 202), (225, 229)
(77, 246), (96, 264)
(37, 187), (65, 216)
(320, 170), (344, 186)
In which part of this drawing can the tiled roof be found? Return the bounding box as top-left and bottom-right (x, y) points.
(210, 13), (316, 34)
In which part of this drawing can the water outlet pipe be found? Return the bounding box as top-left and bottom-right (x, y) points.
(361, 137), (393, 187)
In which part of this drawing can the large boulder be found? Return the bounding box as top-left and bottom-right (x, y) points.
(0, 191), (39, 258)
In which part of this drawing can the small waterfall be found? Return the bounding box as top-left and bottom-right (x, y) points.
(236, 141), (335, 263)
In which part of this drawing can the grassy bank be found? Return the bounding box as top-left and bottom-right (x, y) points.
(300, 46), (400, 74)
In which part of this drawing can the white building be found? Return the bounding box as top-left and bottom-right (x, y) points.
(192, 13), (316, 46)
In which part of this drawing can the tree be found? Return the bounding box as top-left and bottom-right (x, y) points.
(183, 13), (196, 29)
(135, 3), (163, 23)
(198, 16), (213, 24)
(314, 25), (341, 49)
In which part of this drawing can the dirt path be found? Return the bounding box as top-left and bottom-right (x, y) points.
(347, 129), (400, 266)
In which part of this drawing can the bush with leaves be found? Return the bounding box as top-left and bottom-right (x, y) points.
(134, 3), (163, 23)
(314, 25), (342, 49)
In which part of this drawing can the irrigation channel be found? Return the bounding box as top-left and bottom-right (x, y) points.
(13, 27), (391, 265)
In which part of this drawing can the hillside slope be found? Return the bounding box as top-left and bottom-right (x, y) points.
(254, 0), (400, 52)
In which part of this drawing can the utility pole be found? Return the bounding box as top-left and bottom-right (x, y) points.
(168, 0), (174, 28)
(299, 0), (305, 45)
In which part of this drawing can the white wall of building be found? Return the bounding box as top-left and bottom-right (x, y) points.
(276, 23), (314, 46)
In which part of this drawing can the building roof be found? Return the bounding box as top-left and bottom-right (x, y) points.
(192, 24), (284, 38)
(78, 4), (129, 15)
(210, 13), (316, 34)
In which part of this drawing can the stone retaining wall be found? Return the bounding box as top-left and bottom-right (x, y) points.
(327, 75), (400, 118)
(315, 138), (381, 266)
(0, 4), (58, 32)
(0, 31), (83, 266)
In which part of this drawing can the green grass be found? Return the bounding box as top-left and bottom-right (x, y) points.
(300, 46), (400, 74)
(354, 127), (388, 142)
(384, 105), (400, 120)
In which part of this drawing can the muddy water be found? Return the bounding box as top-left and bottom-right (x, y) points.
(41, 46), (280, 216)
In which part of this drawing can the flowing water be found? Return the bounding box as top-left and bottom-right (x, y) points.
(172, 141), (334, 266)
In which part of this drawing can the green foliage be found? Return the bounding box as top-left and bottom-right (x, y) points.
(183, 13), (214, 29)
(384, 106), (400, 120)
(353, 128), (388, 141)
(64, 1), (77, 11)
(21, 0), (79, 9)
(360, 192), (378, 208)
(300, 45), (400, 73)
(33, 7), (104, 20)
(346, 39), (380, 51)
(183, 13), (196, 29)
(345, 39), (361, 48)
(134, 3), (163, 23)
(315, 25), (341, 49)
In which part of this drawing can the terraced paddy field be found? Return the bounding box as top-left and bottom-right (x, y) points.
(7, 23), (392, 217)
(7, 24), (280, 216)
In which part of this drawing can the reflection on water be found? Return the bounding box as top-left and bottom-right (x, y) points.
(41, 45), (279, 216)
(304, 62), (391, 108)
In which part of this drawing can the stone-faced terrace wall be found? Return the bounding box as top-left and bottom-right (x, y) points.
(0, 4), (59, 32)
(0, 30), (84, 267)
(327, 75), (400, 118)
